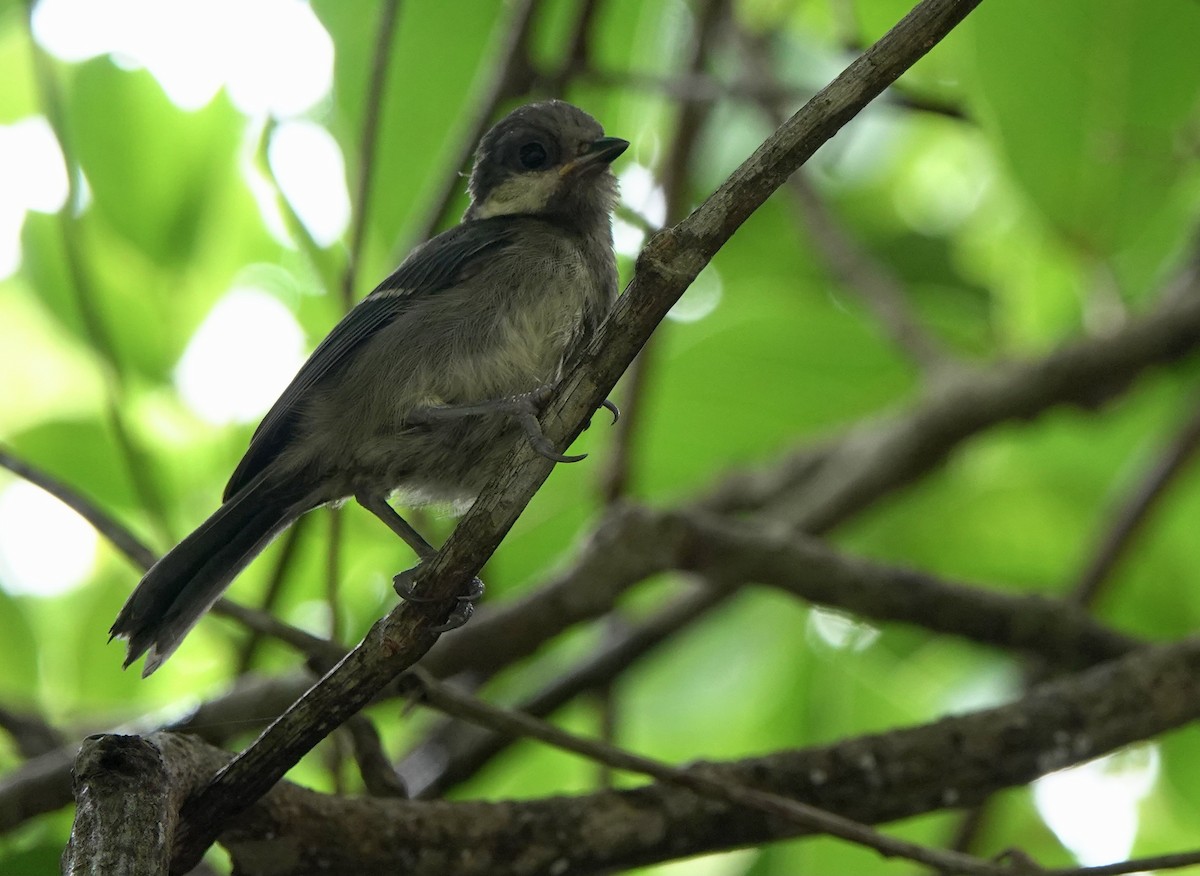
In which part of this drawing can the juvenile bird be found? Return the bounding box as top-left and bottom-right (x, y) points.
(111, 101), (628, 675)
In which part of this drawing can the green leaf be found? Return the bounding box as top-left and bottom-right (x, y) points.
(967, 0), (1200, 258)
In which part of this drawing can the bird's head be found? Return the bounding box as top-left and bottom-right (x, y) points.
(466, 101), (628, 227)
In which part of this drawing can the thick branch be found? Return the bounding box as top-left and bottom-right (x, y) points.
(159, 636), (1200, 875)
(700, 280), (1200, 532)
(64, 735), (173, 875)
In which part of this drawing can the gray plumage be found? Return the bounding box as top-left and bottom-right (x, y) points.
(111, 100), (627, 675)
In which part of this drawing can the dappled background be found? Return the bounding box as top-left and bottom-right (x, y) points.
(2, 0), (1200, 873)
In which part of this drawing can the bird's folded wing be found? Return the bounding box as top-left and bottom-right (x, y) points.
(222, 218), (523, 501)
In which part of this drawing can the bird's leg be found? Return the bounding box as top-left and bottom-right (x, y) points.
(355, 493), (483, 632)
(356, 492), (438, 560)
(409, 385), (586, 463)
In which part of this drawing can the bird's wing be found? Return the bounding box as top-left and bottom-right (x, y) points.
(222, 218), (522, 501)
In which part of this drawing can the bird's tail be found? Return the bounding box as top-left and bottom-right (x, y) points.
(111, 474), (312, 676)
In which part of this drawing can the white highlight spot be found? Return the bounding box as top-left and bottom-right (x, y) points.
(0, 480), (98, 596)
(1033, 745), (1158, 867)
(0, 117), (69, 279)
(667, 266), (722, 324)
(613, 219), (645, 258)
(31, 0), (333, 116)
(807, 606), (880, 652)
(268, 120), (351, 247)
(619, 163), (667, 227)
(175, 286), (307, 425)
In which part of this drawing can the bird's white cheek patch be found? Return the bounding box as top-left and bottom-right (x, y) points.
(474, 171), (561, 219)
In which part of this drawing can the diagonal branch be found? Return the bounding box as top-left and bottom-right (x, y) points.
(402, 0), (541, 248)
(403, 668), (1007, 875)
(1070, 397), (1200, 605)
(341, 0), (402, 308)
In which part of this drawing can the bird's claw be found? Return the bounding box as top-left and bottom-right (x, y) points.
(518, 412), (586, 463)
(432, 599), (475, 633)
(393, 567), (484, 633)
(584, 399), (620, 431)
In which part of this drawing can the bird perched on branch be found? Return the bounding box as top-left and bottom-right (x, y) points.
(111, 100), (628, 675)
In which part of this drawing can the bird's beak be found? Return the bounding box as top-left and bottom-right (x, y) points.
(560, 136), (630, 176)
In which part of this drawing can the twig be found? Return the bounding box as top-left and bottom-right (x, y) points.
(24, 9), (174, 547)
(341, 0), (402, 309)
(235, 519), (309, 674)
(404, 585), (729, 798)
(402, 0), (540, 248)
(0, 705), (67, 760)
(590, 0), (730, 785)
(0, 445), (340, 673)
(405, 668), (1010, 876)
(541, 0), (604, 91)
(345, 715), (407, 798)
(1071, 398), (1200, 606)
(1038, 848), (1200, 876)
(789, 174), (951, 370)
(736, 26), (952, 372)
(584, 68), (969, 120)
(325, 507), (344, 643)
(0, 447), (157, 571)
(209, 599), (343, 669)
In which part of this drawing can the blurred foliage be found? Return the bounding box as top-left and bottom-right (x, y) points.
(2, 0), (1200, 873)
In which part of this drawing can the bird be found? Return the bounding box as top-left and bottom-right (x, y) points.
(110, 100), (629, 676)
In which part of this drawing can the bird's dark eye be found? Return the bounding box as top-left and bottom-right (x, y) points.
(518, 141), (548, 170)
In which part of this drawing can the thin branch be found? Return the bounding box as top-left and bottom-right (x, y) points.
(404, 585), (727, 798)
(1039, 848), (1200, 876)
(0, 705), (67, 760)
(1071, 397), (1200, 606)
(345, 715), (407, 798)
(235, 518), (309, 674)
(583, 67), (969, 120)
(210, 599), (343, 668)
(324, 507), (344, 644)
(0, 446), (157, 571)
(402, 0), (541, 248)
(735, 27), (952, 372)
(791, 173), (952, 369)
(341, 0), (402, 309)
(24, 10), (174, 547)
(404, 668), (1009, 876)
(541, 0), (605, 92)
(599, 0), (726, 504)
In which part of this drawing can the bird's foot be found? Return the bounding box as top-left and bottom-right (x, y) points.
(410, 386), (587, 463)
(393, 567), (485, 633)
